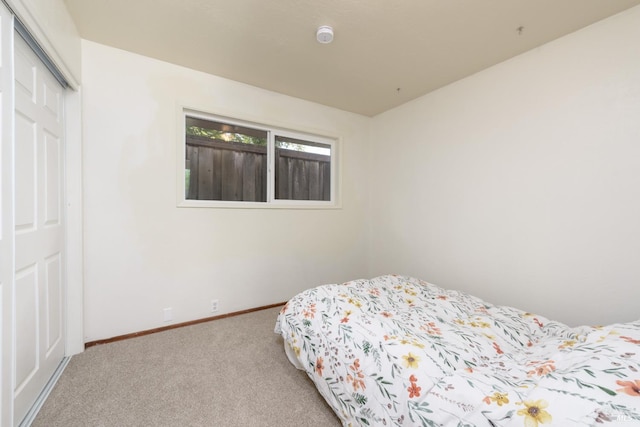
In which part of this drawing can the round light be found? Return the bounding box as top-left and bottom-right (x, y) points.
(316, 26), (334, 44)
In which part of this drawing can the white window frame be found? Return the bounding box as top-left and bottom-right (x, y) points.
(177, 108), (340, 209)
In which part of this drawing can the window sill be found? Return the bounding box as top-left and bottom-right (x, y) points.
(177, 199), (341, 210)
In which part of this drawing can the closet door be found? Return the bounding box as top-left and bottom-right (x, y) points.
(1, 4), (15, 427)
(13, 32), (66, 425)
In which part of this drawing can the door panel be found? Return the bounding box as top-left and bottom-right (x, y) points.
(45, 253), (62, 354)
(12, 33), (65, 425)
(44, 133), (61, 225)
(14, 113), (36, 231)
(14, 265), (38, 394)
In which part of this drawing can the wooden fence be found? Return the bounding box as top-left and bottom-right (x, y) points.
(186, 135), (330, 201)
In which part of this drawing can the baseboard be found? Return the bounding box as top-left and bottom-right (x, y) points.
(84, 302), (286, 349)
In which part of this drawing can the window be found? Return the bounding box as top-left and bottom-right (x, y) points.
(180, 110), (338, 207)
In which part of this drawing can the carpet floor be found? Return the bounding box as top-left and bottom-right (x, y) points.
(32, 306), (341, 426)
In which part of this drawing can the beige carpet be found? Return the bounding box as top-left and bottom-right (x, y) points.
(32, 306), (341, 426)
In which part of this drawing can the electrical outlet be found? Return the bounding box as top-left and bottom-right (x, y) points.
(211, 299), (219, 313)
(163, 307), (173, 322)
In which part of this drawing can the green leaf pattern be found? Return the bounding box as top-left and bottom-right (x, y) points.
(275, 275), (640, 426)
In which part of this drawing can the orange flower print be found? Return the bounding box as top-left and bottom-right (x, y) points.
(621, 336), (640, 345)
(315, 357), (324, 376)
(616, 379), (640, 396)
(280, 302), (289, 314)
(407, 375), (421, 398)
(493, 342), (504, 355)
(347, 359), (366, 391)
(381, 311), (393, 318)
(341, 310), (352, 323)
(526, 360), (556, 377)
(475, 306), (489, 314)
(420, 322), (442, 336)
(302, 303), (316, 319)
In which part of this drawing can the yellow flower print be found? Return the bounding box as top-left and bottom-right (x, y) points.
(490, 392), (509, 406)
(517, 399), (552, 427)
(402, 352), (421, 369)
(292, 345), (301, 357)
(483, 392), (509, 406)
(558, 340), (576, 349)
(288, 336), (300, 356)
(470, 320), (490, 328)
(347, 298), (362, 308)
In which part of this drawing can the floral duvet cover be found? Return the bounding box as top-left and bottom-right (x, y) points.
(274, 275), (640, 426)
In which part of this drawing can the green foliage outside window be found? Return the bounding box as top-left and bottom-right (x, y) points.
(186, 125), (267, 146)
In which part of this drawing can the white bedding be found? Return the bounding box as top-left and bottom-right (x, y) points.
(275, 275), (640, 426)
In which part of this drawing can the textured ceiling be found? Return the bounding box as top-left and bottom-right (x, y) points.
(63, 0), (640, 116)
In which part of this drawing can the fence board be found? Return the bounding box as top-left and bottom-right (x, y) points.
(292, 159), (310, 200)
(308, 161), (320, 200)
(321, 163), (331, 200)
(211, 148), (223, 200)
(186, 145), (199, 198)
(186, 136), (330, 202)
(197, 146), (215, 199)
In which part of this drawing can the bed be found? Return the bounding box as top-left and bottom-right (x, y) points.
(274, 274), (640, 426)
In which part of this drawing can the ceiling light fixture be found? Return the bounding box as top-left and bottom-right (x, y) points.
(316, 26), (334, 44)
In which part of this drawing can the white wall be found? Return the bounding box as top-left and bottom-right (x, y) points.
(83, 5), (640, 339)
(81, 40), (371, 341)
(369, 6), (640, 327)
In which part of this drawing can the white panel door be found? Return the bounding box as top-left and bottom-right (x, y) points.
(13, 33), (65, 425)
(1, 5), (15, 427)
